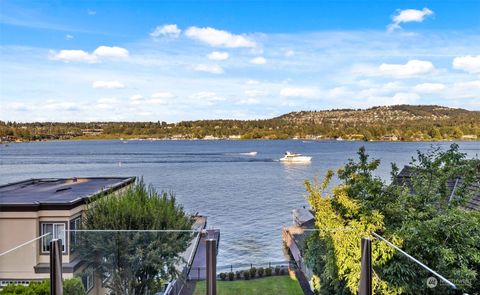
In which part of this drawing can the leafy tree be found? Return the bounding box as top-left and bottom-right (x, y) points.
(304, 144), (480, 294)
(77, 180), (194, 295)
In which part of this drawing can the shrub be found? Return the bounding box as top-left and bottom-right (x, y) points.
(0, 278), (85, 295)
(228, 272), (235, 281)
(243, 271), (250, 280)
(219, 273), (227, 281)
(274, 266), (281, 275)
(265, 267), (272, 276)
(235, 271), (241, 280)
(63, 278), (85, 295)
(249, 267), (257, 278)
(257, 267), (264, 277)
(280, 267), (286, 275)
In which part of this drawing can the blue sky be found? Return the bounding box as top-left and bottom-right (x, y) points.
(1, 0), (479, 122)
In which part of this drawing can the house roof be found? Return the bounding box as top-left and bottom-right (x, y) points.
(394, 165), (480, 211)
(0, 177), (135, 211)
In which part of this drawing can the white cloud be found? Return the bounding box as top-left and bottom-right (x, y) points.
(388, 8), (434, 32)
(50, 46), (129, 63)
(152, 92), (175, 99)
(44, 100), (79, 111)
(150, 24), (181, 38)
(327, 87), (354, 99)
(207, 51), (229, 61)
(7, 102), (30, 111)
(452, 55), (480, 74)
(285, 49), (295, 57)
(413, 83), (446, 93)
(98, 97), (118, 104)
(365, 92), (419, 106)
(87, 9), (96, 16)
(449, 80), (480, 99)
(92, 80), (125, 89)
(280, 87), (317, 98)
(93, 46), (129, 58)
(250, 57), (266, 65)
(246, 80), (260, 85)
(185, 26), (256, 48)
(390, 92), (420, 104)
(190, 91), (225, 103)
(146, 98), (167, 105)
(379, 60), (435, 78)
(65, 34), (74, 40)
(49, 49), (98, 63)
(192, 64), (224, 74)
(245, 90), (267, 97)
(130, 94), (143, 101)
(237, 98), (260, 105)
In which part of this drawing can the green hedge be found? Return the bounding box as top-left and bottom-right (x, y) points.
(0, 278), (85, 295)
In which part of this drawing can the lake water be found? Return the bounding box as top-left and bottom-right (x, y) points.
(1, 140), (478, 267)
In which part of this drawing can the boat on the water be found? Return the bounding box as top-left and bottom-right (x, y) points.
(279, 151), (312, 163)
(240, 151), (258, 156)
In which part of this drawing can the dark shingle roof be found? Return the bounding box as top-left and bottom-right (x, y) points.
(394, 166), (480, 211)
(0, 177), (135, 211)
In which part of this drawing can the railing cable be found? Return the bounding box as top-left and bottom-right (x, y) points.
(372, 232), (457, 290)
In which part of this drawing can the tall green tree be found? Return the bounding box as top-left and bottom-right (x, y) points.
(304, 145), (480, 294)
(77, 180), (194, 295)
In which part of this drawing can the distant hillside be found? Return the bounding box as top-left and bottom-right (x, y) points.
(1, 105), (479, 142)
(278, 105), (478, 124)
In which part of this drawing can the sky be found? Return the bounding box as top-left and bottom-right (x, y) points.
(0, 0), (479, 122)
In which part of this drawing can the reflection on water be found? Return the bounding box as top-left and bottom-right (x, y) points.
(1, 140), (478, 265)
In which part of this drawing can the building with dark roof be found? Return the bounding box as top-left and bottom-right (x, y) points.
(0, 177), (135, 292)
(394, 165), (480, 211)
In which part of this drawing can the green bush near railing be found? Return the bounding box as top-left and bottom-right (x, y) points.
(0, 278), (85, 295)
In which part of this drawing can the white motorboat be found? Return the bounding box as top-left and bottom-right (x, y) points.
(240, 151), (258, 156)
(280, 151), (312, 163)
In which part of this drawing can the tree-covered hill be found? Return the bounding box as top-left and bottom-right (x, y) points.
(1, 105), (479, 142)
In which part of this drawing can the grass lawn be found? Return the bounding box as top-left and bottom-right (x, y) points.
(192, 275), (304, 295)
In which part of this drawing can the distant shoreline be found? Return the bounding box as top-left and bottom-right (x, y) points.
(2, 137), (478, 144)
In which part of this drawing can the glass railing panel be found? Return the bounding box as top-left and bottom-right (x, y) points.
(0, 234), (51, 290)
(70, 230), (200, 295)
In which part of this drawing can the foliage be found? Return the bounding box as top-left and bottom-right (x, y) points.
(258, 267), (265, 277)
(228, 272), (235, 281)
(303, 144), (480, 294)
(2, 105), (480, 142)
(265, 267), (272, 276)
(0, 278), (85, 295)
(250, 267), (257, 278)
(243, 270), (250, 280)
(78, 180), (193, 295)
(63, 278), (86, 295)
(219, 273), (227, 281)
(274, 266), (281, 275)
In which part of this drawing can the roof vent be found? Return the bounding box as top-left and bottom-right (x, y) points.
(55, 187), (72, 193)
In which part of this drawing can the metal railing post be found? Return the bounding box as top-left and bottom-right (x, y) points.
(359, 237), (372, 295)
(50, 239), (63, 295)
(206, 239), (217, 295)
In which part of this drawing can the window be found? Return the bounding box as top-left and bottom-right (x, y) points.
(70, 217), (81, 253)
(82, 271), (94, 292)
(41, 223), (66, 253)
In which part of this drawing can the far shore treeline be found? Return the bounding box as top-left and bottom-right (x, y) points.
(1, 105), (479, 142)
